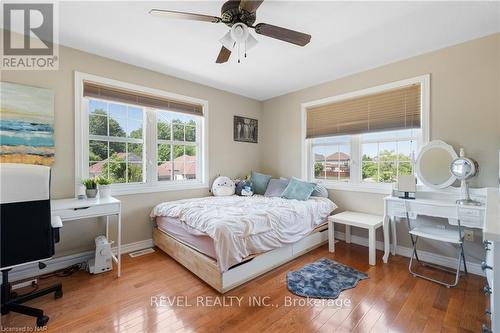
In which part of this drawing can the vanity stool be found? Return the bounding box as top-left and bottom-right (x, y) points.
(328, 211), (384, 266)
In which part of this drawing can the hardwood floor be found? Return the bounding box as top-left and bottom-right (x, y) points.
(1, 241), (488, 332)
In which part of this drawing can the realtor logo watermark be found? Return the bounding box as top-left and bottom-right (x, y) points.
(1, 2), (59, 70)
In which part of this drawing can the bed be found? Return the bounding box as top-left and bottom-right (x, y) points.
(150, 195), (337, 293)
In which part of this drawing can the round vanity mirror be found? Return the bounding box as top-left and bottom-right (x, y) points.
(450, 150), (481, 205)
(416, 140), (458, 189)
(450, 157), (478, 180)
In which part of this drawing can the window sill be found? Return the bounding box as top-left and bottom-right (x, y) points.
(109, 181), (209, 196)
(318, 181), (393, 195)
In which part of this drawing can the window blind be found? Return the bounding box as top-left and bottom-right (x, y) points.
(83, 81), (204, 117)
(306, 84), (421, 139)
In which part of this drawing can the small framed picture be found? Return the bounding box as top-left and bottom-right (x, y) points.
(234, 116), (258, 143)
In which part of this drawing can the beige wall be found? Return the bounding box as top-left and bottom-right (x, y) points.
(1, 39), (262, 256)
(261, 33), (500, 263)
(2, 31), (499, 265)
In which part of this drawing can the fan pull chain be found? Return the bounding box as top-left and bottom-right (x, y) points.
(238, 42), (241, 63)
(244, 40), (247, 58)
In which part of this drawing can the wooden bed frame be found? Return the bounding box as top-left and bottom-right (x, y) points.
(153, 224), (329, 293)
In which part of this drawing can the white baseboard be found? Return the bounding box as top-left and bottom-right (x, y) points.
(6, 239), (154, 283)
(334, 231), (484, 276)
(5, 233), (483, 283)
(111, 239), (154, 256)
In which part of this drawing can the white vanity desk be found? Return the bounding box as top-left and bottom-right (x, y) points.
(382, 187), (487, 263)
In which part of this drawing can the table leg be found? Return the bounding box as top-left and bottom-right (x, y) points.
(106, 216), (109, 240)
(391, 218), (397, 255)
(328, 220), (335, 253)
(345, 225), (351, 243)
(383, 215), (390, 263)
(368, 227), (376, 266)
(117, 212), (121, 277)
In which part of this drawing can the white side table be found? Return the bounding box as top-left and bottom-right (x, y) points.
(328, 211), (384, 266)
(51, 197), (122, 277)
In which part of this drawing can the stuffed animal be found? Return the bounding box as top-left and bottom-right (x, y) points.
(211, 176), (235, 196)
(235, 180), (253, 196)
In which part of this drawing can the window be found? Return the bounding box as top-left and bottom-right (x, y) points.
(156, 111), (199, 182)
(75, 72), (208, 195)
(361, 130), (417, 183)
(312, 136), (351, 182)
(303, 75), (429, 193)
(88, 99), (145, 184)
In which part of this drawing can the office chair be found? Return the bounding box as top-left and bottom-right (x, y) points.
(1, 163), (63, 327)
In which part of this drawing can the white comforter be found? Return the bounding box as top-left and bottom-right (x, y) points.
(150, 195), (337, 272)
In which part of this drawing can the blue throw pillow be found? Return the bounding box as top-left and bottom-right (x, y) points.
(251, 171), (272, 195)
(282, 177), (317, 201)
(264, 178), (290, 197)
(311, 184), (329, 198)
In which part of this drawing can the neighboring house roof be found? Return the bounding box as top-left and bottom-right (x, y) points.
(315, 152), (350, 162)
(158, 154), (196, 178)
(314, 153), (325, 161)
(89, 152), (141, 175)
(326, 152), (350, 161)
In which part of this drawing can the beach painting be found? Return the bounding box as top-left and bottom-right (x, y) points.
(0, 82), (55, 165)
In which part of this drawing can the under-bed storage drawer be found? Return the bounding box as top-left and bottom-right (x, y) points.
(292, 228), (328, 256)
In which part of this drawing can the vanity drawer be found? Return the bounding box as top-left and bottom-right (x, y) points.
(458, 207), (483, 218)
(458, 208), (484, 228)
(53, 203), (120, 221)
(388, 201), (407, 217)
(459, 216), (484, 228)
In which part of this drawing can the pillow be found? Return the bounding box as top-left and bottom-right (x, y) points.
(281, 177), (317, 201)
(211, 176), (235, 196)
(251, 171), (272, 195)
(264, 179), (290, 197)
(311, 184), (329, 198)
(280, 177), (328, 198)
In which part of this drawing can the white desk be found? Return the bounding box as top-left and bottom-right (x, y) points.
(51, 197), (122, 277)
(382, 188), (500, 332)
(382, 188), (487, 263)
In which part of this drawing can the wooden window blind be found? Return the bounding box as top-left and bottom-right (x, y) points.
(306, 84), (421, 139)
(83, 81), (204, 117)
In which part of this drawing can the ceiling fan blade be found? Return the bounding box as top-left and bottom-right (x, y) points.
(216, 46), (231, 63)
(254, 23), (311, 46)
(149, 9), (221, 23)
(239, 0), (264, 13)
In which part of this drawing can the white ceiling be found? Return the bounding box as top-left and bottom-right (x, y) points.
(56, 1), (499, 100)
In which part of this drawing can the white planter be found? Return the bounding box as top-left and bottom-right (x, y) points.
(99, 185), (111, 198)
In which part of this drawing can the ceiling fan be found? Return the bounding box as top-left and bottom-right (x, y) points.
(150, 0), (311, 64)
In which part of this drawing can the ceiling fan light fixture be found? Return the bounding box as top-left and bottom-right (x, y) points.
(219, 31), (235, 51)
(150, 1), (312, 64)
(246, 33), (258, 51)
(230, 23), (249, 43)
(218, 23), (258, 63)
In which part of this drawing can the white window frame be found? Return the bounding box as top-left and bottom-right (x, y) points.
(87, 98), (146, 183)
(301, 74), (430, 194)
(74, 71), (209, 196)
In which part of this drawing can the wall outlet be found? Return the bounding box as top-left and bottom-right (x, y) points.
(464, 230), (474, 241)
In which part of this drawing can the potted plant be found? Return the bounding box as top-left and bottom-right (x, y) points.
(96, 176), (112, 198)
(82, 178), (98, 198)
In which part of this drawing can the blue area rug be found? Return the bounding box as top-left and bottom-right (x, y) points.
(287, 258), (368, 299)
